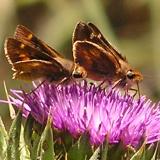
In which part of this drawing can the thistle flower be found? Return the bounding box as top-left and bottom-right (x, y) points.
(9, 81), (160, 148)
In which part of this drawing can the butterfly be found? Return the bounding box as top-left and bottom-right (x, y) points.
(4, 25), (74, 84)
(72, 22), (143, 95)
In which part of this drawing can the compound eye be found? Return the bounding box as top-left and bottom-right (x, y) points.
(127, 70), (135, 79)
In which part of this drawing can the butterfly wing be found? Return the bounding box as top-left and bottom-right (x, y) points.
(73, 22), (126, 62)
(12, 60), (66, 81)
(5, 38), (54, 64)
(14, 25), (63, 58)
(5, 38), (70, 81)
(72, 22), (93, 43)
(72, 22), (109, 49)
(88, 22), (126, 61)
(73, 41), (120, 81)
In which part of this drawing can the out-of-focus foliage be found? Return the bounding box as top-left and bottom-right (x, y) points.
(0, 0), (160, 122)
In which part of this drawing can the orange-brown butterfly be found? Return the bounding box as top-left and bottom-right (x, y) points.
(4, 25), (74, 84)
(72, 22), (143, 96)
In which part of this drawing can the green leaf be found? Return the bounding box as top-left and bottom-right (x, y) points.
(53, 130), (72, 157)
(142, 143), (159, 160)
(24, 114), (34, 148)
(3, 81), (16, 119)
(89, 147), (100, 160)
(68, 133), (92, 160)
(130, 140), (146, 160)
(6, 111), (22, 160)
(20, 125), (30, 160)
(108, 142), (125, 160)
(0, 117), (8, 160)
(38, 118), (55, 160)
(24, 115), (44, 159)
(100, 138), (109, 160)
(150, 142), (159, 160)
(30, 131), (41, 160)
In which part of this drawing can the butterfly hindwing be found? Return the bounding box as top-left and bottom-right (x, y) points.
(12, 60), (65, 81)
(73, 41), (119, 80)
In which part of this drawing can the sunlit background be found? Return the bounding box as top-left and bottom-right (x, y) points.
(0, 0), (160, 125)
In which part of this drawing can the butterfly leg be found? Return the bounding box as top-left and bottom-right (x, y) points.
(129, 82), (141, 99)
(29, 80), (46, 95)
(56, 76), (74, 87)
(112, 79), (122, 89)
(97, 80), (106, 88)
(103, 79), (121, 97)
(129, 88), (137, 97)
(97, 78), (114, 88)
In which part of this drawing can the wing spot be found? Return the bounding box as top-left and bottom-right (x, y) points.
(19, 53), (30, 60)
(27, 34), (33, 40)
(20, 43), (25, 49)
(90, 33), (94, 39)
(97, 34), (101, 38)
(32, 62), (41, 67)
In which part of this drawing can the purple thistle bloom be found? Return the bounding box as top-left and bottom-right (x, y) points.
(8, 81), (160, 148)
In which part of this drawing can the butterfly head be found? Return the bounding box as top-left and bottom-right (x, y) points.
(124, 69), (143, 89)
(127, 69), (143, 81)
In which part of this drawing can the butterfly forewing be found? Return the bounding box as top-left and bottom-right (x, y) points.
(88, 22), (126, 61)
(5, 38), (54, 64)
(72, 22), (93, 43)
(14, 25), (62, 58)
(73, 22), (106, 48)
(12, 60), (66, 81)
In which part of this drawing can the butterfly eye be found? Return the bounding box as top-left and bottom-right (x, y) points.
(127, 70), (135, 79)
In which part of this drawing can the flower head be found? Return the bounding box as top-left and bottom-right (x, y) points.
(9, 81), (160, 148)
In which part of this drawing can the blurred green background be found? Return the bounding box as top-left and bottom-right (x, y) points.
(0, 0), (160, 123)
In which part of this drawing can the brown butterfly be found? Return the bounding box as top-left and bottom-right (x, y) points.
(4, 25), (74, 84)
(72, 22), (143, 95)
